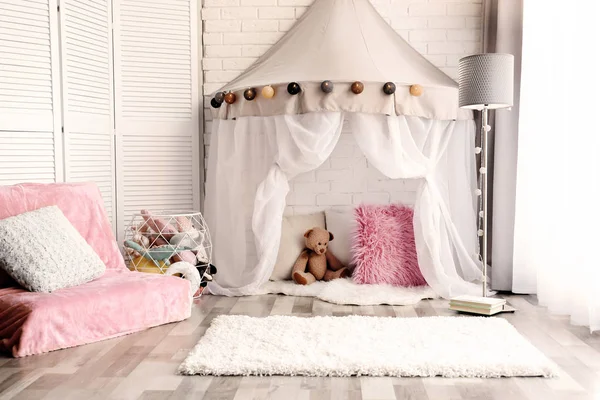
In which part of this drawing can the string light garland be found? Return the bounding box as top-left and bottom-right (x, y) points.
(475, 124), (492, 259)
(211, 80), (418, 110)
(475, 144), (485, 247)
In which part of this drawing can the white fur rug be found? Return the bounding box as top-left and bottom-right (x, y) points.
(257, 278), (436, 306)
(179, 315), (557, 378)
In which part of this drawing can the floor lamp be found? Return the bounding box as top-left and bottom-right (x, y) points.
(458, 53), (514, 301)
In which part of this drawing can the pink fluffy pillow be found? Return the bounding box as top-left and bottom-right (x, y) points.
(351, 204), (427, 287)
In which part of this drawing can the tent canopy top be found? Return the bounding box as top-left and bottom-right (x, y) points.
(212, 0), (470, 121)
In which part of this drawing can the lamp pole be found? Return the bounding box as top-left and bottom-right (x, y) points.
(480, 106), (489, 298)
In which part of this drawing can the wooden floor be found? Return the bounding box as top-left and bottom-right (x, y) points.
(0, 294), (599, 400)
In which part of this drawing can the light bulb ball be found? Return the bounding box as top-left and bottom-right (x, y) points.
(214, 92), (225, 104)
(351, 81), (364, 94)
(479, 167), (487, 174)
(287, 82), (301, 95)
(484, 124), (492, 132)
(475, 189), (482, 196)
(478, 229), (484, 237)
(383, 82), (396, 95)
(243, 88), (257, 101)
(321, 80), (334, 93)
(224, 92), (236, 104)
(475, 147), (482, 154)
(479, 211), (484, 217)
(409, 84), (423, 96)
(261, 85), (275, 99)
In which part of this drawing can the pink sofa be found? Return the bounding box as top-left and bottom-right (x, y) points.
(0, 183), (192, 357)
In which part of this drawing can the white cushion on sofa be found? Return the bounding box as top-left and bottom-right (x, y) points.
(0, 206), (106, 293)
(325, 209), (355, 267)
(270, 212), (326, 281)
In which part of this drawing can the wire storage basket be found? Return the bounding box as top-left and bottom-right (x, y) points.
(123, 210), (215, 297)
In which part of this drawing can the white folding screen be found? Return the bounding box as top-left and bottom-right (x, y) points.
(59, 0), (116, 223)
(113, 0), (200, 240)
(0, 0), (63, 185)
(0, 0), (200, 238)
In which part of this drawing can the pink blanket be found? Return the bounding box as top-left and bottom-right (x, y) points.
(0, 183), (192, 357)
(0, 270), (191, 357)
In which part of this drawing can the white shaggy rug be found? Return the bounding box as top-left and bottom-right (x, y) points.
(179, 315), (557, 378)
(257, 278), (436, 306)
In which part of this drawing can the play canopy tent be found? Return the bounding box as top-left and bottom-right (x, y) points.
(205, 0), (483, 298)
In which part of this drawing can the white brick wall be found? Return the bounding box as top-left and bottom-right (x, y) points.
(202, 0), (483, 212)
(284, 122), (421, 215)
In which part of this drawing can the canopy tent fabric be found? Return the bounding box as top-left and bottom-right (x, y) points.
(212, 0), (472, 121)
(205, 114), (482, 298)
(205, 0), (483, 299)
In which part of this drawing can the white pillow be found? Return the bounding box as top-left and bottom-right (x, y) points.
(325, 209), (355, 267)
(0, 206), (106, 293)
(270, 212), (326, 281)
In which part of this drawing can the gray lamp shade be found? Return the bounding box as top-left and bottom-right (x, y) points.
(458, 53), (514, 110)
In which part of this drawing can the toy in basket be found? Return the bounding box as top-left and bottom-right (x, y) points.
(123, 210), (216, 298)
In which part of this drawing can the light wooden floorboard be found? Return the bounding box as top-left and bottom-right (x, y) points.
(0, 294), (599, 400)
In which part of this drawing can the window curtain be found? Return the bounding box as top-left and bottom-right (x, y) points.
(482, 0), (523, 290)
(205, 112), (344, 296)
(350, 114), (482, 298)
(512, 2), (600, 330)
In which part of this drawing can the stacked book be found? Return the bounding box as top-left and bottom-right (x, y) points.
(450, 295), (507, 316)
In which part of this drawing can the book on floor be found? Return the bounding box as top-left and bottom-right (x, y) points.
(450, 295), (506, 308)
(449, 295), (509, 316)
(449, 303), (505, 316)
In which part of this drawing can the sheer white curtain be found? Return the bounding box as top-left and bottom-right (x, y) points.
(206, 112), (344, 295)
(512, 2), (600, 330)
(350, 114), (482, 298)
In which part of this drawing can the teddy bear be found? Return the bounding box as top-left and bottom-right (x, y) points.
(292, 227), (348, 285)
